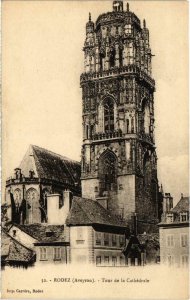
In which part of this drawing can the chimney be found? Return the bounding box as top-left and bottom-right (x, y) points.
(130, 213), (138, 236)
(47, 190), (73, 225)
(133, 213), (137, 236)
(163, 193), (173, 213)
(96, 196), (108, 210)
(47, 194), (61, 224)
(63, 190), (73, 212)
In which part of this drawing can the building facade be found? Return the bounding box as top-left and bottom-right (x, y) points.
(66, 196), (128, 266)
(4, 192), (129, 267)
(80, 1), (160, 228)
(159, 195), (189, 267)
(1, 228), (36, 268)
(6, 223), (70, 265)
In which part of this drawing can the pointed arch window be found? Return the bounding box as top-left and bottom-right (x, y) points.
(131, 117), (134, 133)
(100, 51), (105, 71)
(119, 48), (123, 67)
(126, 119), (129, 133)
(98, 150), (117, 195)
(26, 188), (39, 224)
(109, 47), (116, 68)
(144, 105), (150, 134)
(104, 98), (114, 132)
(143, 153), (151, 187)
(141, 98), (150, 134)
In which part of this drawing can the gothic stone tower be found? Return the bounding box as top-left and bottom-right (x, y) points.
(80, 1), (159, 227)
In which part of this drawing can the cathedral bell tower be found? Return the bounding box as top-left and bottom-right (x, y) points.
(80, 1), (159, 226)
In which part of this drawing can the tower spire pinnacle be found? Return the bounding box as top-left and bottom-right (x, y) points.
(113, 1), (123, 12)
(143, 19), (146, 28)
(89, 12), (91, 22)
(127, 2), (129, 12)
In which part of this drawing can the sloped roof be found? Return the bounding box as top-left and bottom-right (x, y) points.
(19, 145), (81, 188)
(1, 229), (35, 263)
(123, 235), (142, 256)
(1, 230), (10, 257)
(172, 197), (189, 213)
(66, 196), (128, 228)
(12, 223), (66, 243)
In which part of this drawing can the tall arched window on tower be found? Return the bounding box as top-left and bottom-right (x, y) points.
(142, 98), (150, 134)
(131, 117), (134, 133)
(143, 152), (151, 187)
(26, 188), (40, 224)
(126, 118), (129, 133)
(98, 150), (117, 195)
(144, 105), (150, 134)
(119, 47), (123, 67)
(109, 47), (116, 68)
(100, 51), (105, 71)
(104, 98), (114, 132)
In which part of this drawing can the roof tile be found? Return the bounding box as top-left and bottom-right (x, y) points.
(1, 230), (35, 263)
(66, 196), (128, 228)
(19, 145), (81, 190)
(12, 223), (66, 242)
(172, 197), (189, 213)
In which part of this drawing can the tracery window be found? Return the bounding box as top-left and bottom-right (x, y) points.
(129, 42), (134, 64)
(26, 188), (38, 224)
(98, 150), (117, 194)
(104, 98), (114, 132)
(14, 189), (22, 206)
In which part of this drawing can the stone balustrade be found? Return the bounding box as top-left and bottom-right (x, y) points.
(80, 64), (155, 89)
(92, 129), (123, 141)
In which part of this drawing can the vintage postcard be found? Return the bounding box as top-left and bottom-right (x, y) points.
(1, 0), (189, 299)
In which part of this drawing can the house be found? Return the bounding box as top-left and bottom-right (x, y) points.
(5, 145), (81, 225)
(6, 190), (129, 266)
(159, 194), (189, 267)
(65, 196), (129, 266)
(1, 228), (36, 268)
(7, 223), (69, 264)
(2, 190), (72, 266)
(123, 214), (159, 266)
(3, 188), (161, 267)
(123, 235), (145, 266)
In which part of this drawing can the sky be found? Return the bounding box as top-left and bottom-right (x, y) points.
(2, 0), (189, 204)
